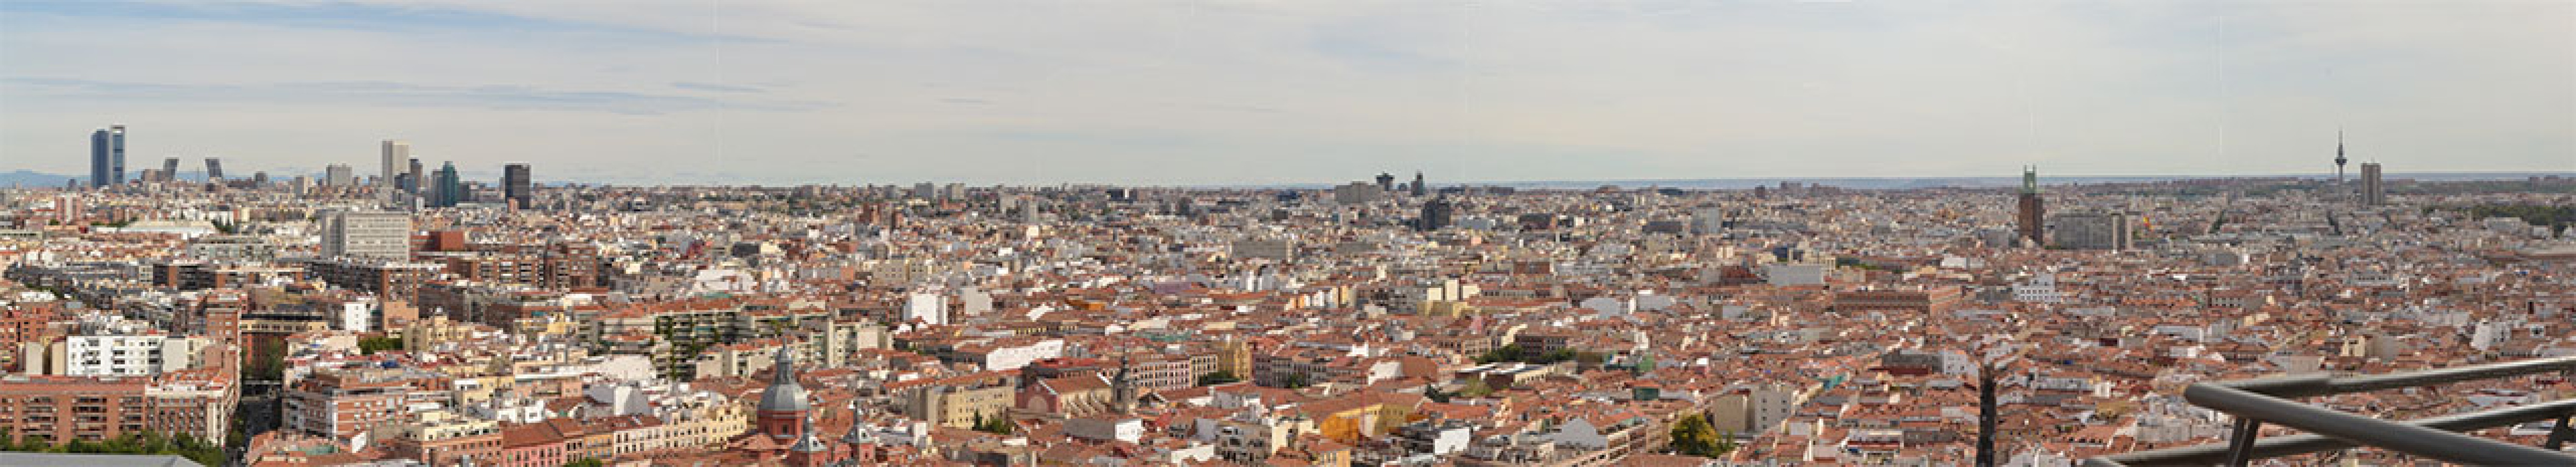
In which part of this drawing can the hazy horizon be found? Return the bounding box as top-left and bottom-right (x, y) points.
(5, 1), (2572, 185)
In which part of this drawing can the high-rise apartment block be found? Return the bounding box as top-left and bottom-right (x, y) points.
(320, 210), (412, 260)
(2361, 163), (2385, 205)
(2048, 212), (2131, 250)
(324, 165), (356, 186)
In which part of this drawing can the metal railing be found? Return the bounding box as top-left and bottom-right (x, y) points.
(2084, 355), (2576, 466)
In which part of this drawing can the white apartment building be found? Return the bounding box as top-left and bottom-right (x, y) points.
(2014, 273), (2065, 304)
(321, 210), (412, 259)
(48, 333), (208, 376)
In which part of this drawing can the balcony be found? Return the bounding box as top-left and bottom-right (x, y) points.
(2086, 355), (2576, 466)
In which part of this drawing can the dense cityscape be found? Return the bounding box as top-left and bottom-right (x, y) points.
(8, 0), (2576, 465)
(0, 125), (2571, 467)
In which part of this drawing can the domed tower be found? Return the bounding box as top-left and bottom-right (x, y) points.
(1110, 356), (1138, 415)
(757, 347), (812, 439)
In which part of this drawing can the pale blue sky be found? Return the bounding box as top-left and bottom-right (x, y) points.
(3, 0), (2570, 185)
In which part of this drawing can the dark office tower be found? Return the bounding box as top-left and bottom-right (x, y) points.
(203, 158), (224, 180)
(1417, 197), (1455, 232)
(433, 162), (462, 207)
(408, 158), (425, 195)
(2017, 166), (2045, 245)
(1411, 171), (1427, 197)
(162, 158), (180, 181)
(89, 125), (126, 187)
(2332, 129), (2349, 183)
(1375, 172), (1396, 192)
(503, 163), (532, 208)
(252, 172), (268, 185)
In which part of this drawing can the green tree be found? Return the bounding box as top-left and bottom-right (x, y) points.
(358, 336), (405, 354)
(247, 341), (289, 381)
(1457, 378), (1495, 398)
(1669, 414), (1732, 458)
(973, 413), (1015, 435)
(1196, 370), (1241, 386)
(1279, 373), (1310, 389)
(1540, 349), (1579, 364)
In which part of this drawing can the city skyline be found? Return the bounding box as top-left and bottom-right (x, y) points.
(4, 1), (2573, 185)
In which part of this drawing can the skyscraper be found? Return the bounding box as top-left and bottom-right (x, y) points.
(2361, 163), (2384, 205)
(433, 161), (462, 208)
(162, 158), (180, 181)
(89, 125), (125, 188)
(380, 140), (407, 191)
(2016, 167), (2045, 245)
(407, 158), (425, 197)
(1418, 197), (1455, 232)
(1411, 171), (1427, 197)
(203, 158), (224, 180)
(502, 163), (532, 208)
(1375, 173), (1396, 192)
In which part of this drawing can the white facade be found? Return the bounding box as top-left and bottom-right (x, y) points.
(338, 298), (377, 332)
(381, 140), (407, 191)
(905, 292), (949, 326)
(60, 334), (205, 376)
(1763, 263), (1827, 286)
(983, 338), (1064, 371)
(2014, 273), (2064, 304)
(1064, 416), (1145, 443)
(321, 210), (412, 259)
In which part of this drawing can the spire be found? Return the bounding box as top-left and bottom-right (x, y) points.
(842, 402), (876, 445)
(771, 346), (799, 388)
(2335, 128), (2349, 182)
(789, 411), (831, 453)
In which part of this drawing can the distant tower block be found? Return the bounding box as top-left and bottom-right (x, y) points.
(2016, 166), (2045, 245)
(163, 158), (180, 181)
(2361, 163), (2384, 205)
(203, 158), (225, 180)
(503, 163), (533, 208)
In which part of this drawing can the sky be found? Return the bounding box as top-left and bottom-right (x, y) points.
(2, 0), (2571, 186)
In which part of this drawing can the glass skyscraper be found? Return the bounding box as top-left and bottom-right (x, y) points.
(433, 161), (462, 207)
(88, 125), (124, 187)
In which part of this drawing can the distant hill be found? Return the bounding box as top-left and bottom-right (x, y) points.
(0, 170), (79, 188)
(0, 170), (231, 188)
